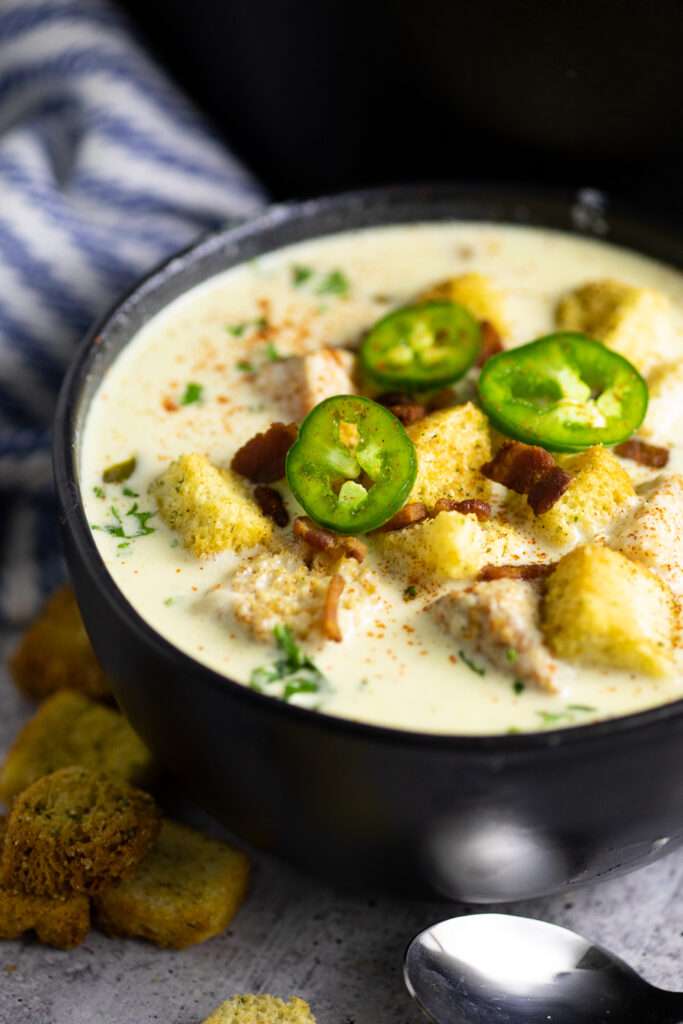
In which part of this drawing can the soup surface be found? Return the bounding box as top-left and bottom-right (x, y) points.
(81, 222), (683, 734)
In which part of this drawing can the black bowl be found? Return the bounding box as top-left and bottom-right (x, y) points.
(54, 184), (683, 902)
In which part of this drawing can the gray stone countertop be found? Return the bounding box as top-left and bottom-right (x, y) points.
(1, 632), (682, 1024)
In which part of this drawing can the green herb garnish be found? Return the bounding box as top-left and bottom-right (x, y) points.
(92, 502), (156, 544)
(102, 456), (136, 484)
(513, 680), (525, 695)
(93, 485), (105, 500)
(227, 322), (248, 337)
(180, 382), (203, 406)
(316, 269), (350, 297)
(292, 264), (314, 287)
(250, 625), (328, 706)
(122, 486), (139, 497)
(236, 360), (254, 373)
(264, 341), (282, 362)
(567, 704), (597, 713)
(459, 649), (486, 676)
(163, 597), (174, 606)
(403, 585), (418, 602)
(506, 647), (519, 663)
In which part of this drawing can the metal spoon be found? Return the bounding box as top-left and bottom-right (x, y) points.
(404, 913), (683, 1023)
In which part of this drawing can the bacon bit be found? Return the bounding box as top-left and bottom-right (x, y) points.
(231, 422), (298, 483)
(321, 574), (345, 641)
(293, 516), (367, 562)
(427, 388), (458, 412)
(377, 502), (428, 532)
(482, 441), (571, 515)
(614, 438), (669, 469)
(254, 485), (289, 527)
(477, 320), (504, 366)
(432, 498), (492, 521)
(376, 392), (427, 427)
(478, 562), (556, 581)
(162, 396), (179, 412)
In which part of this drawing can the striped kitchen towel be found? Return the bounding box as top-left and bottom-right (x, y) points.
(0, 0), (265, 626)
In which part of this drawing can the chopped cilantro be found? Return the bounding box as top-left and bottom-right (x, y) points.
(264, 341), (282, 362)
(250, 625), (328, 706)
(567, 703), (597, 713)
(93, 485), (105, 500)
(316, 269), (350, 297)
(180, 382), (203, 405)
(513, 680), (525, 695)
(458, 649), (486, 676)
(227, 322), (248, 337)
(292, 264), (314, 287)
(163, 596), (174, 606)
(92, 501), (156, 544)
(403, 585), (418, 602)
(506, 647), (519, 663)
(122, 486), (139, 498)
(536, 710), (569, 725)
(236, 360), (254, 373)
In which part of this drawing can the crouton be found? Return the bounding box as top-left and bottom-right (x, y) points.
(377, 510), (536, 583)
(641, 360), (683, 444)
(542, 544), (675, 676)
(429, 579), (558, 692)
(615, 474), (683, 595)
(419, 272), (508, 336)
(202, 995), (316, 1024)
(1, 767), (161, 897)
(94, 820), (249, 949)
(0, 817), (90, 949)
(215, 546), (380, 642)
(151, 453), (272, 557)
(8, 585), (110, 702)
(407, 402), (492, 508)
(556, 279), (680, 375)
(517, 445), (635, 545)
(257, 347), (356, 420)
(0, 692), (155, 804)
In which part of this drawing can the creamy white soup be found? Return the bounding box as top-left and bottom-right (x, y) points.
(81, 222), (683, 734)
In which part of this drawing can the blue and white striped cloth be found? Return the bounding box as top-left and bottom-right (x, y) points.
(0, 0), (265, 626)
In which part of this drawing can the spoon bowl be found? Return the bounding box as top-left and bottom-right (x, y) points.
(404, 914), (683, 1023)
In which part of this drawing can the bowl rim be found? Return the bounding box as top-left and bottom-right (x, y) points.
(53, 180), (683, 754)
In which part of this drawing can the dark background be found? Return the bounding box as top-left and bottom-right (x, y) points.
(118, 1), (683, 222)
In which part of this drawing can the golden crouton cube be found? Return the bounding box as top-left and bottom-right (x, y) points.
(419, 272), (508, 336)
(94, 820), (250, 949)
(378, 511), (529, 583)
(640, 360), (683, 444)
(542, 544), (675, 676)
(9, 585), (110, 702)
(525, 446), (635, 545)
(556, 279), (678, 375)
(1, 766), (161, 897)
(202, 995), (316, 1024)
(407, 402), (491, 508)
(0, 692), (155, 804)
(0, 817), (90, 949)
(151, 453), (272, 557)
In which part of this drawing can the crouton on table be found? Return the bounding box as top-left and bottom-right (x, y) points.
(94, 820), (249, 949)
(1, 766), (161, 896)
(430, 579), (558, 692)
(0, 818), (90, 949)
(202, 995), (316, 1024)
(151, 453), (272, 557)
(615, 473), (683, 595)
(419, 272), (509, 336)
(0, 691), (155, 804)
(521, 445), (635, 545)
(9, 585), (110, 701)
(556, 279), (680, 375)
(542, 544), (675, 676)
(407, 402), (492, 508)
(257, 347), (356, 420)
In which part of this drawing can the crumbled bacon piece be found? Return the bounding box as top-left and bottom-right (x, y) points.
(477, 320), (504, 366)
(231, 422), (298, 483)
(377, 503), (428, 532)
(614, 438), (669, 469)
(432, 498), (492, 521)
(253, 485), (289, 527)
(293, 517), (367, 562)
(478, 562), (556, 582)
(482, 441), (571, 515)
(321, 574), (345, 642)
(376, 392), (426, 427)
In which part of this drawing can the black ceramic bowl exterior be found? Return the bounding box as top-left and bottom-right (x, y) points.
(54, 185), (683, 902)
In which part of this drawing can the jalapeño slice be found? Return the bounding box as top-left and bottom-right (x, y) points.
(285, 395), (417, 534)
(478, 332), (648, 452)
(360, 300), (482, 390)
